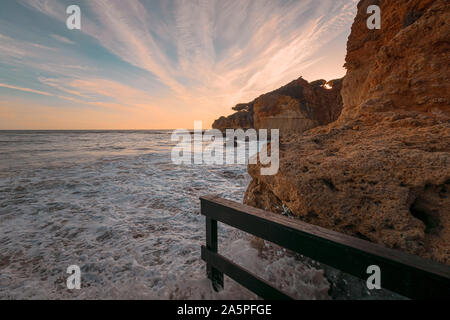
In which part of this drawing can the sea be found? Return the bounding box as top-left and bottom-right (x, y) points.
(0, 130), (330, 299)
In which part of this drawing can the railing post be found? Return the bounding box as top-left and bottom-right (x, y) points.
(206, 217), (224, 291)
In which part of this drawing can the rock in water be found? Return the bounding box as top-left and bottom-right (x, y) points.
(245, 0), (450, 264)
(212, 77), (343, 134)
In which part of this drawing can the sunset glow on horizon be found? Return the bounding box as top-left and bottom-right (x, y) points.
(0, 0), (358, 130)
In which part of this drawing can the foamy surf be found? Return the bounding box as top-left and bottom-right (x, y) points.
(0, 131), (328, 300)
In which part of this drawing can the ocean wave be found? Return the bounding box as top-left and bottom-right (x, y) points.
(0, 131), (327, 300)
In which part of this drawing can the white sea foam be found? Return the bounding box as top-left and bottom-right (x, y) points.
(0, 131), (329, 299)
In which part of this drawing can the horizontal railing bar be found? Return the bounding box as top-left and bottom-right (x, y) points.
(201, 246), (294, 300)
(200, 195), (450, 300)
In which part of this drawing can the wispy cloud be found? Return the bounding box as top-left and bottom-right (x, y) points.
(1, 0), (358, 129)
(0, 83), (53, 96)
(50, 34), (75, 45)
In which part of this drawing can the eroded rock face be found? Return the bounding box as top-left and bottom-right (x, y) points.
(341, 0), (449, 122)
(245, 0), (450, 264)
(212, 106), (254, 131)
(212, 77), (343, 134)
(245, 119), (450, 263)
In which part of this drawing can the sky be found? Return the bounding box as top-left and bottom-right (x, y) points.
(0, 0), (358, 130)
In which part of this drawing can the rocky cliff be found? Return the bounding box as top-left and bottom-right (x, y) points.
(212, 77), (343, 134)
(245, 0), (450, 264)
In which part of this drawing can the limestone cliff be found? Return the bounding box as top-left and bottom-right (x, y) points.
(245, 0), (450, 264)
(212, 77), (343, 134)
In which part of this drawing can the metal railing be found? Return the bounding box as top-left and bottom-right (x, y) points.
(200, 195), (450, 300)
